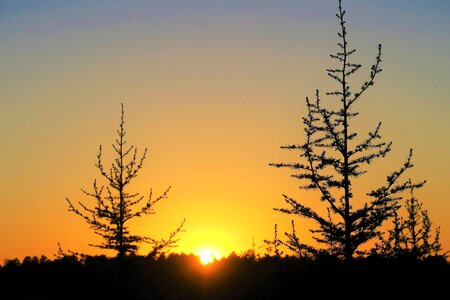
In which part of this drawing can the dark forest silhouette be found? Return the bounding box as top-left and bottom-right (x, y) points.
(1, 1), (448, 299)
(1, 253), (448, 299)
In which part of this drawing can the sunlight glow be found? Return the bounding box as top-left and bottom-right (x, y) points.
(196, 248), (221, 265)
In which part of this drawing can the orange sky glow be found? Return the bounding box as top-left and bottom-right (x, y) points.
(1, 1), (449, 263)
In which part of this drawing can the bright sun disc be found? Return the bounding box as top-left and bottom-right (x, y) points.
(197, 249), (220, 265)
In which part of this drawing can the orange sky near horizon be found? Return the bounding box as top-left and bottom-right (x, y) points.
(1, 1), (449, 263)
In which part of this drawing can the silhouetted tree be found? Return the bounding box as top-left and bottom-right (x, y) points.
(376, 182), (444, 259)
(270, 0), (424, 260)
(263, 224), (284, 258)
(374, 210), (404, 258)
(282, 221), (316, 259)
(54, 243), (84, 262)
(66, 104), (184, 258)
(147, 218), (186, 258)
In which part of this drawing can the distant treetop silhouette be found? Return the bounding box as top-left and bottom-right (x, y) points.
(271, 0), (425, 260)
(66, 103), (184, 258)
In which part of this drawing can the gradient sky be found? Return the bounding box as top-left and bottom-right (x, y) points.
(1, 0), (449, 262)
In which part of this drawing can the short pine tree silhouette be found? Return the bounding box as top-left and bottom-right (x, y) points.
(376, 182), (444, 259)
(263, 224), (284, 258)
(66, 103), (184, 257)
(282, 221), (316, 259)
(270, 0), (424, 260)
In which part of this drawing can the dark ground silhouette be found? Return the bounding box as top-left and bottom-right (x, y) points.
(1, 253), (448, 299)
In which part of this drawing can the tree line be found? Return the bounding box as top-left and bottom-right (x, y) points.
(1, 252), (448, 299)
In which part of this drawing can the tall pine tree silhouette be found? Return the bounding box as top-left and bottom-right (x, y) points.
(66, 104), (184, 258)
(271, 0), (424, 260)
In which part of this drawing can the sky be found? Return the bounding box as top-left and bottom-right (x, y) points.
(1, 0), (449, 262)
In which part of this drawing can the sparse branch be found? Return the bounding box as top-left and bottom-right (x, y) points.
(349, 44), (382, 106)
(367, 150), (425, 206)
(124, 187), (171, 222)
(276, 194), (338, 232)
(147, 218), (186, 258)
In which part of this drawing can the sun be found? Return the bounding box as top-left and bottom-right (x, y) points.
(196, 248), (221, 265)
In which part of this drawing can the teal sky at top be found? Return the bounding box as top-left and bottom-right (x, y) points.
(1, 1), (449, 123)
(1, 0), (449, 37)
